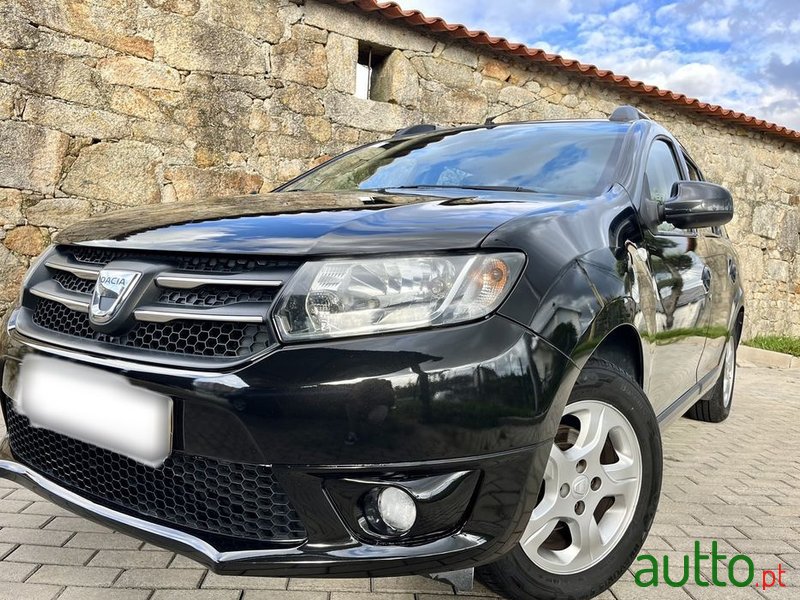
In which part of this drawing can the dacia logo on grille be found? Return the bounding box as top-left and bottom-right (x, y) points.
(90, 269), (142, 325)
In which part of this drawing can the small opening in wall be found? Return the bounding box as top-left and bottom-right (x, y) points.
(356, 43), (390, 100)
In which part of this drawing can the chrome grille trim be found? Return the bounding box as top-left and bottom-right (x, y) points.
(30, 281), (90, 313)
(45, 257), (100, 280)
(156, 273), (286, 289)
(134, 307), (265, 324)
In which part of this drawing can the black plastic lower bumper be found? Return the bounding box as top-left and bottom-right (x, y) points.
(0, 436), (550, 576)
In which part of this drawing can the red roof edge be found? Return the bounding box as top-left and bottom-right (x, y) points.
(323, 0), (800, 143)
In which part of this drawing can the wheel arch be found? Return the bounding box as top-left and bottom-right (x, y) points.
(585, 323), (644, 388)
(734, 305), (745, 344)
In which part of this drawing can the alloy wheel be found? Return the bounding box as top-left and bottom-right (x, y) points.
(722, 336), (736, 408)
(520, 400), (643, 574)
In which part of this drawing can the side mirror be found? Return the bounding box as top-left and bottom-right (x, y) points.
(659, 181), (733, 229)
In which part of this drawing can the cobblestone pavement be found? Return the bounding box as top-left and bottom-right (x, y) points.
(0, 364), (796, 600)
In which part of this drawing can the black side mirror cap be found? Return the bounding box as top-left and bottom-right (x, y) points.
(659, 181), (734, 229)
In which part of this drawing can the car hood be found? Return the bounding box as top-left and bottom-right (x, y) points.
(56, 190), (581, 256)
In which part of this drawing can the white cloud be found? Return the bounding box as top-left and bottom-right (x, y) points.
(608, 3), (641, 24)
(686, 18), (731, 41)
(397, 0), (580, 38)
(646, 61), (752, 101)
(655, 2), (679, 19)
(532, 40), (558, 54)
(752, 88), (800, 128)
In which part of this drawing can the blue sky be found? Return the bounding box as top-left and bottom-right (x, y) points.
(397, 0), (800, 130)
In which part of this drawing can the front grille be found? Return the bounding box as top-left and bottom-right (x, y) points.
(67, 246), (296, 273)
(32, 299), (270, 358)
(50, 270), (96, 294)
(5, 404), (307, 543)
(158, 286), (275, 308)
(17, 245), (298, 365)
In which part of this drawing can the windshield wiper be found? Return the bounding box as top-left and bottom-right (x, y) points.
(366, 184), (541, 194)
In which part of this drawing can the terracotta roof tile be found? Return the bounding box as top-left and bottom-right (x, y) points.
(325, 0), (800, 143)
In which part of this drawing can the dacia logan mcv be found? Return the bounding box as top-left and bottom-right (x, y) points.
(0, 106), (744, 600)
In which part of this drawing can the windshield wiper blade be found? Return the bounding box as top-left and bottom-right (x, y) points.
(367, 184), (541, 194)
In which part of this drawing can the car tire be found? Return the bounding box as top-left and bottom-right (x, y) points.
(476, 359), (662, 600)
(685, 334), (737, 423)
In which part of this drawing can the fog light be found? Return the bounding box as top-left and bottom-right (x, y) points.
(365, 486), (417, 536)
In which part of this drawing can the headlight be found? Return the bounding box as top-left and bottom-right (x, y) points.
(273, 252), (525, 341)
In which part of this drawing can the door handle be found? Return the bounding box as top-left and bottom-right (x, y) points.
(702, 267), (712, 292)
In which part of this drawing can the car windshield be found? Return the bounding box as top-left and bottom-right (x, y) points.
(283, 121), (628, 197)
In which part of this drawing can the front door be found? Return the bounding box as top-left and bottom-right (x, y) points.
(640, 139), (711, 413)
(681, 156), (736, 380)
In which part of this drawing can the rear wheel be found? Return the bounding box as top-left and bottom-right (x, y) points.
(477, 360), (662, 600)
(685, 334), (737, 423)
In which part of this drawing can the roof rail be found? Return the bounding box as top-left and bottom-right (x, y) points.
(610, 105), (651, 122)
(393, 124), (437, 137)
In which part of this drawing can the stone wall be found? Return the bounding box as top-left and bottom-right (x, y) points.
(1, 0), (798, 338)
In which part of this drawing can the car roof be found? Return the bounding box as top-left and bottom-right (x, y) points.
(392, 119), (636, 140)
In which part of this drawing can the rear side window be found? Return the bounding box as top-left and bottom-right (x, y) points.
(683, 154), (720, 234)
(685, 156), (702, 181)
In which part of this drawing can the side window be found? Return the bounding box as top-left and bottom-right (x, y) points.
(645, 140), (683, 233)
(684, 157), (702, 181)
(683, 154), (721, 234)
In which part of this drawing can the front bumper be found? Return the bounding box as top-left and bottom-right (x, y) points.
(0, 439), (548, 576)
(0, 313), (574, 576)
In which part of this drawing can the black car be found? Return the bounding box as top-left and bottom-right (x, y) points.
(0, 106), (743, 600)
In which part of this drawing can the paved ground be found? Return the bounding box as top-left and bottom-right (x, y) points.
(0, 363), (797, 600)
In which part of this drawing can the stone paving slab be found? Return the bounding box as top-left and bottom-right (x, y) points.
(0, 364), (796, 599)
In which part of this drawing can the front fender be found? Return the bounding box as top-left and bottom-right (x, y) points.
(500, 246), (639, 362)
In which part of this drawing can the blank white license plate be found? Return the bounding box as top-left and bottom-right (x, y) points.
(15, 355), (173, 467)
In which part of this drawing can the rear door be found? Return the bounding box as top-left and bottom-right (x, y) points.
(640, 139), (711, 413)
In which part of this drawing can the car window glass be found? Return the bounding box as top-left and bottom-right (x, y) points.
(683, 154), (716, 234)
(283, 122), (629, 197)
(645, 140), (683, 233)
(685, 157), (701, 181)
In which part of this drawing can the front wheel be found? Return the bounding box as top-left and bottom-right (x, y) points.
(477, 360), (663, 600)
